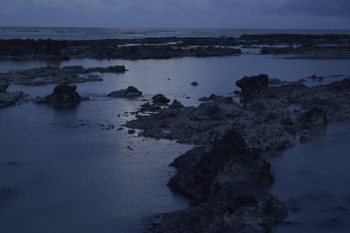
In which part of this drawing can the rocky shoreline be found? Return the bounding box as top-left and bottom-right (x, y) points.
(0, 64), (126, 86)
(124, 75), (350, 233)
(1, 34), (350, 60)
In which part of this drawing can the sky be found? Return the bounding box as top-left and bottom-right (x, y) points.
(1, 0), (350, 29)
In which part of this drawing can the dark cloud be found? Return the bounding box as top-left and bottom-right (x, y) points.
(1, 0), (350, 28)
(282, 0), (350, 17)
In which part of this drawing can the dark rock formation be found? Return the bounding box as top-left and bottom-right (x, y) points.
(235, 74), (269, 104)
(146, 194), (287, 233)
(169, 99), (184, 108)
(191, 81), (199, 86)
(168, 129), (274, 202)
(107, 86), (142, 98)
(152, 94), (170, 105)
(35, 84), (89, 104)
(145, 129), (284, 233)
(0, 84), (9, 93)
(0, 84), (28, 108)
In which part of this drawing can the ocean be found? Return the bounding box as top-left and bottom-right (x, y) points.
(0, 27), (350, 233)
(1, 26), (350, 40)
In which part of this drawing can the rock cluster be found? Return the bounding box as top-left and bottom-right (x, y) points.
(125, 75), (350, 232)
(0, 84), (28, 108)
(35, 84), (89, 104)
(145, 129), (286, 233)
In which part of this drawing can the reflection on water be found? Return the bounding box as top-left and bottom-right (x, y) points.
(268, 122), (350, 233)
(0, 101), (192, 233)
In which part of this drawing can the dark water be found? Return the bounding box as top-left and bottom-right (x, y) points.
(268, 122), (350, 233)
(0, 50), (350, 232)
(0, 100), (192, 233)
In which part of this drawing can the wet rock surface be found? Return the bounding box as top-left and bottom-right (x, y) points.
(0, 84), (28, 108)
(124, 75), (350, 233)
(35, 84), (89, 104)
(107, 86), (142, 98)
(1, 34), (350, 60)
(0, 65), (126, 86)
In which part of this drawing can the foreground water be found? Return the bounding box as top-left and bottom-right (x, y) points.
(269, 122), (350, 233)
(0, 54), (350, 233)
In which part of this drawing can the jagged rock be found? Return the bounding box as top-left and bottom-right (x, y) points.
(152, 94), (170, 105)
(0, 84), (9, 93)
(35, 84), (89, 104)
(107, 86), (142, 98)
(86, 65), (126, 73)
(168, 129), (274, 202)
(145, 194), (287, 233)
(169, 99), (184, 108)
(299, 106), (328, 128)
(235, 74), (269, 103)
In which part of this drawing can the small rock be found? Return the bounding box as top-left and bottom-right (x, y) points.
(128, 129), (136, 134)
(191, 81), (199, 86)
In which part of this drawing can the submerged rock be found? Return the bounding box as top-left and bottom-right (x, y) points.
(35, 84), (89, 104)
(107, 86), (142, 98)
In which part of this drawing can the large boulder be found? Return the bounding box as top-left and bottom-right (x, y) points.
(35, 84), (89, 104)
(168, 129), (274, 201)
(107, 86), (142, 98)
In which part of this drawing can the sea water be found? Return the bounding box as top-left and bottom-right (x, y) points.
(1, 26), (350, 40)
(1, 28), (350, 233)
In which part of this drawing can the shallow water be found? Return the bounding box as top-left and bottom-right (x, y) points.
(0, 100), (192, 233)
(1, 54), (350, 233)
(268, 122), (350, 233)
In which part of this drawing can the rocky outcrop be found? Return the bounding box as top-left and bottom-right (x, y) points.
(168, 129), (274, 202)
(0, 65), (126, 86)
(0, 84), (28, 108)
(152, 94), (170, 105)
(235, 74), (269, 104)
(107, 86), (142, 98)
(35, 84), (89, 104)
(125, 75), (350, 233)
(145, 129), (284, 233)
(2, 34), (349, 60)
(146, 194), (287, 233)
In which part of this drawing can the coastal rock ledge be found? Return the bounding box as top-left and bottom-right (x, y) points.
(125, 74), (350, 233)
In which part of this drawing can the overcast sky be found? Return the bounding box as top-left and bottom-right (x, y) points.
(1, 0), (350, 29)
